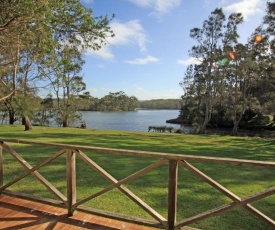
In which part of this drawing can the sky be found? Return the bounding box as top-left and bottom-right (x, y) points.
(79, 0), (270, 100)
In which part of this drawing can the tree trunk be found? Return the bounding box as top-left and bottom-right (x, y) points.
(232, 104), (246, 135)
(200, 118), (208, 134)
(24, 116), (33, 131)
(62, 119), (68, 127)
(9, 113), (15, 125)
(4, 101), (17, 124)
(200, 103), (212, 134)
(8, 109), (17, 124)
(232, 121), (238, 135)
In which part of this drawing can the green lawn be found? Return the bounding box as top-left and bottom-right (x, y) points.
(0, 125), (274, 230)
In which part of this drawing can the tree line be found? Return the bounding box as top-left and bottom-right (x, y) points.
(0, 91), (138, 126)
(179, 3), (274, 135)
(139, 99), (181, 110)
(77, 91), (138, 111)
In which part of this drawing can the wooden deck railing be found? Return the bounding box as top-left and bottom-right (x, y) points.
(0, 138), (274, 229)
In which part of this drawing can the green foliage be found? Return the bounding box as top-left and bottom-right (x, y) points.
(180, 4), (275, 135)
(182, 8), (244, 134)
(33, 94), (55, 126)
(0, 0), (114, 128)
(91, 91), (138, 111)
(138, 99), (181, 109)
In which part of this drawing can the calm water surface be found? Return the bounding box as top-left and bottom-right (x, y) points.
(81, 109), (181, 132)
(1, 109), (181, 132)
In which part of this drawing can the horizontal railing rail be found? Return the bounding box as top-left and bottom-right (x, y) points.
(0, 138), (274, 229)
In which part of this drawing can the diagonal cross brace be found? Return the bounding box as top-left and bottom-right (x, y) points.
(176, 186), (275, 228)
(74, 150), (167, 226)
(0, 143), (67, 203)
(177, 160), (275, 228)
(73, 150), (168, 208)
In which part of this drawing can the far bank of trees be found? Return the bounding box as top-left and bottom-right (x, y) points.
(77, 91), (138, 111)
(139, 99), (181, 110)
(179, 3), (275, 135)
(0, 91), (138, 126)
(1, 89), (186, 127)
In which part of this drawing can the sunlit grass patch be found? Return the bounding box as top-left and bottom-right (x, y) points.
(0, 125), (274, 229)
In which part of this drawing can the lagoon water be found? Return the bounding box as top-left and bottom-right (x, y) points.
(81, 109), (181, 132)
(1, 109), (181, 132)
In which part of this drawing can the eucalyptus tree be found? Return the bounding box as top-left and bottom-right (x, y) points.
(224, 43), (263, 134)
(181, 8), (243, 133)
(35, 94), (54, 126)
(260, 1), (275, 121)
(237, 2), (275, 129)
(1, 1), (52, 129)
(180, 64), (204, 131)
(38, 0), (114, 127)
(0, 0), (53, 102)
(225, 2), (274, 133)
(42, 45), (86, 127)
(0, 0), (52, 127)
(1, 48), (41, 129)
(0, 49), (34, 125)
(0, 0), (114, 128)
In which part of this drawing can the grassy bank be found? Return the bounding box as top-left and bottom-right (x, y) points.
(0, 125), (274, 229)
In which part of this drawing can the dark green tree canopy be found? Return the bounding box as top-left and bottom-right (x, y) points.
(179, 4), (275, 134)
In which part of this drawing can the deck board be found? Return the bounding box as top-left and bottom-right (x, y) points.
(0, 195), (156, 230)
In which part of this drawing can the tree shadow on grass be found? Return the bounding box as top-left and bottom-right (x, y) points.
(1, 126), (274, 228)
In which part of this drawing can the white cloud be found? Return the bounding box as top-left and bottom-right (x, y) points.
(111, 20), (148, 52)
(127, 0), (182, 14)
(125, 55), (159, 64)
(224, 0), (263, 20)
(87, 46), (114, 60)
(86, 20), (148, 59)
(177, 57), (202, 66)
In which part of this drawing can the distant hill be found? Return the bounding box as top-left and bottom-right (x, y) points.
(138, 99), (181, 110)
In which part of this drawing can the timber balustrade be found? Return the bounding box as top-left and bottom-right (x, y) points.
(0, 138), (274, 229)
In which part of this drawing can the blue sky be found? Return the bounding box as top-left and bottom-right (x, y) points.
(79, 0), (269, 100)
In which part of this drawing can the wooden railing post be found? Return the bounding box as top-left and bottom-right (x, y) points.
(66, 149), (76, 216)
(167, 160), (178, 230)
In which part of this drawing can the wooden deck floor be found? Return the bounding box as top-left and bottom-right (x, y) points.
(0, 195), (156, 230)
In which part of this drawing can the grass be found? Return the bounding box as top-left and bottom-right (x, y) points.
(0, 125), (274, 230)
